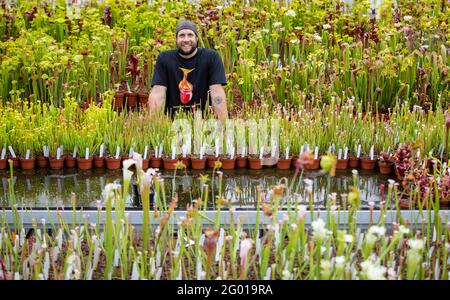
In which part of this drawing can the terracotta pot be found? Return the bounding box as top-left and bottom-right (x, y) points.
(304, 158), (320, 170)
(440, 198), (450, 208)
(290, 155), (298, 168)
(162, 158), (177, 170)
(207, 156), (219, 168)
(336, 158), (349, 170)
(49, 157), (65, 170)
(114, 91), (125, 111)
(398, 197), (411, 209)
(248, 157), (262, 170)
(378, 161), (394, 175)
(77, 157), (93, 170)
(65, 155), (77, 168)
(36, 156), (49, 168)
(105, 156), (121, 170)
(142, 158), (149, 170)
(221, 158), (236, 170)
(126, 92), (138, 109)
(236, 156), (248, 168)
(191, 157), (206, 170)
(150, 157), (163, 168)
(348, 156), (360, 168)
(138, 92), (149, 107)
(19, 157), (35, 170)
(93, 155), (105, 168)
(277, 158), (292, 170)
(10, 157), (19, 168)
(0, 158), (6, 170)
(360, 158), (377, 170)
(180, 157), (190, 168)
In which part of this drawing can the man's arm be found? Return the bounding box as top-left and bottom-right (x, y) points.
(209, 84), (228, 120)
(147, 85), (167, 114)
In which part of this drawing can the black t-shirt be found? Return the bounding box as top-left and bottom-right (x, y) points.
(151, 48), (227, 115)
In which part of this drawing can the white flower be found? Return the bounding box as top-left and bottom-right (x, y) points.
(311, 218), (328, 242)
(408, 239), (424, 252)
(398, 225), (410, 236)
(323, 24), (331, 30)
(368, 225), (386, 238)
(122, 158), (135, 171)
(102, 183), (121, 204)
(404, 15), (412, 22)
(239, 239), (253, 262)
(387, 179), (395, 188)
(297, 205), (307, 220)
(344, 234), (354, 243)
(312, 33), (322, 42)
(273, 22), (282, 28)
(335, 256), (345, 267)
(282, 270), (291, 280)
(285, 9), (296, 17)
(140, 169), (154, 191)
(352, 169), (358, 176)
(364, 233), (377, 246)
(132, 152), (143, 170)
(360, 260), (387, 280)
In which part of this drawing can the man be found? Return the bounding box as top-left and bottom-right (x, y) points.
(148, 20), (228, 120)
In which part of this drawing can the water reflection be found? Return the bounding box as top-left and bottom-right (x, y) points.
(0, 168), (393, 210)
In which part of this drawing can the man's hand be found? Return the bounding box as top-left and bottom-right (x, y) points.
(147, 85), (166, 114)
(209, 84), (228, 120)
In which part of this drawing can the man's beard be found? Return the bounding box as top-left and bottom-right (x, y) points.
(177, 41), (197, 56)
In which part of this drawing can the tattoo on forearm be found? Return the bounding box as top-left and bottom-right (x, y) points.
(214, 96), (223, 105)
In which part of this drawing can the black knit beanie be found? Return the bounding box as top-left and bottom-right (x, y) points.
(176, 20), (198, 37)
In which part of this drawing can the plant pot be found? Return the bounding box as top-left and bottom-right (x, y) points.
(65, 155), (77, 168)
(360, 158), (376, 170)
(378, 161), (394, 175)
(142, 158), (149, 170)
(207, 156), (219, 168)
(248, 157), (262, 170)
(440, 197), (450, 208)
(126, 92), (138, 109)
(9, 157), (20, 168)
(93, 156), (105, 168)
(19, 157), (35, 170)
(290, 155), (298, 168)
(0, 158), (7, 170)
(180, 157), (190, 168)
(114, 91), (125, 111)
(221, 158), (236, 170)
(398, 197), (411, 209)
(105, 156), (121, 170)
(236, 156), (248, 168)
(336, 158), (349, 170)
(77, 157), (93, 170)
(49, 157), (65, 170)
(348, 156), (360, 168)
(150, 157), (163, 168)
(304, 158), (320, 170)
(277, 158), (292, 170)
(138, 92), (149, 107)
(162, 158), (177, 170)
(36, 156), (49, 168)
(191, 157), (206, 170)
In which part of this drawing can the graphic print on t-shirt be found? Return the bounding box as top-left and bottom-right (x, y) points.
(178, 67), (194, 104)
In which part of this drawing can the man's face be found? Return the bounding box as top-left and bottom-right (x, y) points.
(176, 29), (198, 55)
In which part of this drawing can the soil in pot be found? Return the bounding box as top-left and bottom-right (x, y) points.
(77, 158), (93, 170)
(236, 156), (248, 168)
(336, 158), (349, 170)
(277, 158), (292, 170)
(378, 161), (394, 175)
(248, 157), (262, 170)
(348, 156), (360, 168)
(191, 157), (206, 170)
(49, 157), (65, 170)
(65, 155), (77, 168)
(105, 156), (121, 170)
(19, 157), (35, 170)
(36, 156), (49, 168)
(93, 156), (105, 168)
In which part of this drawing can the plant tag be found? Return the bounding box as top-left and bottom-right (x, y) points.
(230, 147), (235, 159)
(332, 143), (335, 153)
(344, 146), (348, 159)
(129, 147), (134, 158)
(215, 138), (219, 158)
(416, 149), (420, 159)
(182, 144), (187, 158)
(259, 146), (264, 159)
(286, 146), (290, 160)
(200, 145), (204, 160)
(115, 146), (120, 159)
(370, 145), (374, 160)
(154, 145), (158, 158)
(387, 146), (391, 155)
(25, 149), (30, 160)
(99, 144), (104, 158)
(85, 148), (89, 160)
(60, 145), (64, 155)
(357, 144), (361, 158)
(144, 145), (148, 160)
(8, 146), (16, 158)
(314, 146), (319, 160)
(73, 146), (77, 158)
(300, 145), (304, 155)
(338, 148), (342, 160)
(171, 145), (176, 160)
(1, 148), (5, 160)
(242, 146), (246, 157)
(271, 145), (276, 158)
(159, 143), (163, 158)
(45, 146), (49, 157)
(56, 148), (61, 160)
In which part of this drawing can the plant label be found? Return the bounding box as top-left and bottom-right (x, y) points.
(271, 145), (276, 158)
(182, 144), (187, 158)
(230, 147), (235, 159)
(1, 148), (5, 160)
(171, 145), (176, 160)
(8, 146), (16, 158)
(314, 146), (319, 160)
(200, 145), (204, 160)
(129, 147), (134, 158)
(159, 143), (163, 158)
(60, 145), (64, 155)
(25, 149), (30, 160)
(115, 146), (120, 159)
(56, 148), (61, 160)
(344, 146), (348, 159)
(259, 146), (264, 160)
(286, 146), (290, 160)
(370, 145), (374, 160)
(73, 146), (77, 158)
(44, 146), (49, 158)
(357, 144), (361, 158)
(144, 145), (148, 160)
(215, 140), (219, 158)
(300, 145), (304, 155)
(99, 144), (104, 158)
(86, 148), (89, 160)
(154, 145), (158, 158)
(338, 148), (342, 160)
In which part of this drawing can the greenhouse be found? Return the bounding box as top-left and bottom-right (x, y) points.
(0, 0), (449, 282)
